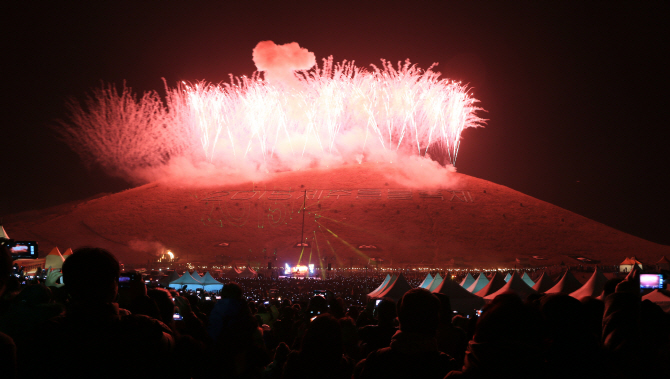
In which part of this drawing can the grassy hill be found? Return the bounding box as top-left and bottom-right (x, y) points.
(5, 163), (668, 267)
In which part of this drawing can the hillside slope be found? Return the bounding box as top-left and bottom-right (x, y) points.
(5, 163), (668, 267)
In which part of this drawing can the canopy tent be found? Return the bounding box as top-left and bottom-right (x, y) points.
(433, 276), (486, 315)
(460, 273), (475, 289)
(371, 273), (412, 302)
(191, 270), (203, 281)
(570, 267), (608, 300)
(45, 247), (65, 270)
(169, 271), (202, 291)
(418, 273), (433, 289)
(504, 272), (512, 282)
(368, 275), (395, 298)
(0, 225), (9, 239)
(466, 272), (490, 293)
(642, 290), (670, 313)
(474, 272), (507, 298)
(428, 273), (443, 292)
(200, 272), (224, 292)
(619, 257), (643, 273)
(531, 272), (555, 293)
(484, 272), (537, 301)
(545, 270), (582, 295)
(656, 256), (670, 271)
(237, 266), (257, 278)
(521, 272), (535, 287)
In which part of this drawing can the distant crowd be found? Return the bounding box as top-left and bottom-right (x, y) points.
(1, 247), (668, 379)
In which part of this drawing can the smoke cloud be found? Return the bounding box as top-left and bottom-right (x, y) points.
(129, 239), (166, 257)
(252, 41), (316, 88)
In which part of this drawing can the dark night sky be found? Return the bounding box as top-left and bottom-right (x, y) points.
(2, 1), (668, 245)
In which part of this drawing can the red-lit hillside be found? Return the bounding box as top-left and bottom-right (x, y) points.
(5, 163), (668, 267)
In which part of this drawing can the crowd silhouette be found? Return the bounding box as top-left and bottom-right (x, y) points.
(1, 246), (668, 378)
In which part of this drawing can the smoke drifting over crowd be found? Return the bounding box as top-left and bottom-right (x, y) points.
(57, 42), (484, 187)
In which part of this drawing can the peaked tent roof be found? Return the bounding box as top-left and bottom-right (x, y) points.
(484, 272), (537, 300)
(656, 256), (670, 264)
(419, 273), (433, 289)
(169, 271), (202, 290)
(238, 266), (257, 278)
(570, 267), (609, 299)
(642, 290), (670, 313)
(460, 273), (475, 289)
(62, 248), (73, 258)
(225, 266), (242, 277)
(160, 270), (181, 287)
(545, 270), (582, 295)
(368, 274), (395, 297)
(466, 272), (490, 293)
(504, 272), (512, 282)
(474, 272), (507, 298)
(191, 270), (203, 281)
(201, 272), (224, 291)
(521, 272), (535, 287)
(433, 276), (486, 315)
(373, 273), (412, 302)
(428, 273), (443, 292)
(0, 225), (9, 239)
(531, 272), (555, 293)
(45, 247), (64, 269)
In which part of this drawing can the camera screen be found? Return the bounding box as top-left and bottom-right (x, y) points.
(640, 274), (665, 289)
(8, 241), (38, 259)
(375, 299), (382, 307)
(173, 313), (183, 320)
(119, 276), (131, 283)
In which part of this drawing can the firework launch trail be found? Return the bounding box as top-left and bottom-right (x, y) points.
(58, 41), (485, 185)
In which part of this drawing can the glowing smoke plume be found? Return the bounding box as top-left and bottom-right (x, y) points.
(57, 42), (485, 184)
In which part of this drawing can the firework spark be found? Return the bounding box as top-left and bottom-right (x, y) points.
(57, 42), (485, 183)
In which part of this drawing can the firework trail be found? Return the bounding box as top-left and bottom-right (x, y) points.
(57, 41), (485, 183)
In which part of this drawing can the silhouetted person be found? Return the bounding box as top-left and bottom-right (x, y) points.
(446, 293), (544, 378)
(30, 247), (174, 379)
(283, 314), (354, 379)
(434, 293), (468, 367)
(355, 288), (457, 379)
(0, 246), (17, 379)
(358, 297), (398, 356)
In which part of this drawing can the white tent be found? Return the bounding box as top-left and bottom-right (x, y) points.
(504, 272), (512, 282)
(545, 270), (582, 295)
(418, 273), (433, 289)
(460, 273), (475, 289)
(642, 290), (670, 313)
(570, 267), (608, 300)
(371, 274), (412, 302)
(475, 272), (507, 298)
(532, 272), (555, 293)
(237, 266), (257, 278)
(200, 272), (224, 292)
(0, 225), (9, 239)
(466, 272), (490, 293)
(224, 267), (242, 277)
(619, 257), (643, 273)
(368, 275), (395, 298)
(169, 271), (202, 291)
(45, 247), (65, 270)
(428, 273), (443, 292)
(484, 272), (537, 301)
(521, 272), (535, 287)
(191, 270), (203, 281)
(433, 276), (485, 315)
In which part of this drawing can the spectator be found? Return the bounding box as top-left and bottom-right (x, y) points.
(358, 297), (398, 356)
(355, 288), (457, 379)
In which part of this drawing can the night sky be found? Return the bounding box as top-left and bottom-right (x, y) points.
(3, 1), (668, 245)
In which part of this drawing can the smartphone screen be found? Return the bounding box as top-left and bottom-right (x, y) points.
(640, 274), (665, 289)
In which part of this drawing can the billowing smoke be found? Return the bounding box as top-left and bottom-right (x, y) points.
(56, 42), (484, 189)
(252, 41), (316, 89)
(129, 239), (166, 257)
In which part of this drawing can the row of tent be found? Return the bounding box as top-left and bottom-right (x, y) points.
(368, 268), (670, 315)
(165, 266), (258, 292)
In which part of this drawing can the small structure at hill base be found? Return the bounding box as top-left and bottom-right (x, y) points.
(656, 256), (670, 272)
(370, 273), (412, 302)
(200, 272), (224, 292)
(619, 257), (644, 272)
(428, 273), (443, 292)
(369, 274), (395, 298)
(642, 290), (670, 313)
